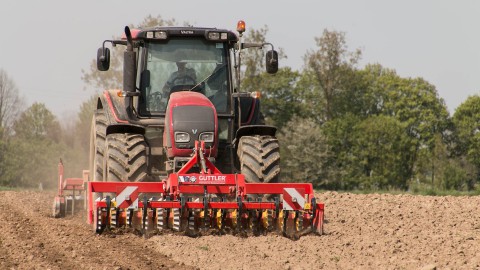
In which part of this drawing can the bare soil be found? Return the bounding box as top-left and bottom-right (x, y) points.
(1, 190), (479, 269)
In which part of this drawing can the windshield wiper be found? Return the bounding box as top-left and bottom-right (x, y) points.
(189, 63), (227, 91)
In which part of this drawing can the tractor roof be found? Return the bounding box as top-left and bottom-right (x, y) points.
(123, 26), (239, 42)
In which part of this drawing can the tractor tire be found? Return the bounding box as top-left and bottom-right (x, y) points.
(89, 111), (107, 181)
(104, 133), (148, 182)
(237, 135), (281, 183)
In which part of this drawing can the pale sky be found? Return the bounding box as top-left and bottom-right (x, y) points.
(1, 0), (479, 120)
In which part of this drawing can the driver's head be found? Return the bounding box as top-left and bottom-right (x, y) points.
(176, 61), (187, 70)
(175, 51), (188, 71)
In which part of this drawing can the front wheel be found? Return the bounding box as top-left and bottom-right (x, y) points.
(237, 135), (281, 183)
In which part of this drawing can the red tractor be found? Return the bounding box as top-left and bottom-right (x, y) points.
(90, 22), (280, 185)
(54, 21), (324, 238)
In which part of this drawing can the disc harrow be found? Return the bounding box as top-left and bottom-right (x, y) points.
(85, 141), (324, 239)
(52, 159), (89, 218)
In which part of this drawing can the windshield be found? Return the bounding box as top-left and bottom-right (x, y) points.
(140, 39), (229, 114)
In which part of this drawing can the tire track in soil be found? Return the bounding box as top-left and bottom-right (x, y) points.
(0, 190), (193, 270)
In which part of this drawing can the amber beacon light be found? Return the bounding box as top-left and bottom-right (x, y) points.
(237, 20), (246, 34)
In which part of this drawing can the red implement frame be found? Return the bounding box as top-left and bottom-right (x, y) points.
(53, 160), (88, 217)
(87, 141), (325, 233)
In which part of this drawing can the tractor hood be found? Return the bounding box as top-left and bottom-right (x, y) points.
(164, 91), (218, 158)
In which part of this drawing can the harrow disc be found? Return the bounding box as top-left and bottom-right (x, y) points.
(276, 210), (285, 234)
(110, 207), (118, 229)
(187, 211), (198, 236)
(171, 208), (181, 232)
(126, 209), (133, 227)
(214, 209), (222, 230)
(157, 208), (167, 231)
(261, 210), (273, 231)
(95, 207), (105, 233)
(200, 210), (211, 231)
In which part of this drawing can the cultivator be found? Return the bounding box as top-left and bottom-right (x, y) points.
(52, 160), (88, 218)
(88, 141), (324, 238)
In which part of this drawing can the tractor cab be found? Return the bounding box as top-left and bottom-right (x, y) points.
(97, 27), (239, 115)
(134, 29), (235, 115)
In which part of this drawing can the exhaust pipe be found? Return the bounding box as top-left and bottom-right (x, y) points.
(123, 26), (136, 93)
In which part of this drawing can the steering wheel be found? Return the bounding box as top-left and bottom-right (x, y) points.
(150, 91), (162, 98)
(172, 75), (196, 86)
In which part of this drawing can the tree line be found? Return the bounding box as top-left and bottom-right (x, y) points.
(0, 73), (94, 188)
(1, 15), (479, 192)
(245, 28), (478, 192)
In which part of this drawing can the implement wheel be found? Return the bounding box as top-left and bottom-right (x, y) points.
(237, 135), (280, 183)
(52, 197), (65, 218)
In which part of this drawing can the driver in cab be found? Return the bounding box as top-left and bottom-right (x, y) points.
(163, 61), (197, 92)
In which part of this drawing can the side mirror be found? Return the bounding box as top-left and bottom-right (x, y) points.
(140, 70), (150, 89)
(266, 50), (278, 74)
(97, 47), (110, 71)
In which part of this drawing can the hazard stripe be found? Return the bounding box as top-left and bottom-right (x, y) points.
(283, 188), (305, 210)
(116, 186), (138, 208)
(130, 198), (139, 209)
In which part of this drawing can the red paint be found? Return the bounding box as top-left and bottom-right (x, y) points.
(103, 91), (128, 123)
(121, 28), (142, 40)
(164, 92), (218, 158)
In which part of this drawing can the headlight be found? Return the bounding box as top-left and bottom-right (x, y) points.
(146, 31), (168, 39)
(199, 132), (214, 143)
(208, 32), (220, 40)
(155, 31), (167, 39)
(175, 132), (190, 143)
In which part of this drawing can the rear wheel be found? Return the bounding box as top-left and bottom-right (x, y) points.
(237, 135), (280, 183)
(104, 133), (148, 182)
(89, 111), (107, 181)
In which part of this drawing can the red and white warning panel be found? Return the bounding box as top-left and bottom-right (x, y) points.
(282, 188), (306, 211)
(115, 186), (139, 208)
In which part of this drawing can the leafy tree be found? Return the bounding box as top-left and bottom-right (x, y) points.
(0, 70), (25, 186)
(349, 115), (413, 189)
(414, 133), (475, 191)
(441, 158), (476, 191)
(75, 95), (97, 150)
(452, 95), (480, 169)
(0, 69), (25, 137)
(352, 64), (398, 117)
(278, 116), (332, 186)
(241, 67), (301, 129)
(302, 30), (361, 122)
(0, 126), (8, 186)
(355, 64), (450, 183)
(6, 103), (64, 188)
(319, 113), (360, 189)
(13, 103), (61, 141)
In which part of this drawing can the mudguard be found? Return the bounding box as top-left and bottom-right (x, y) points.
(234, 96), (264, 125)
(97, 90), (145, 136)
(233, 125), (277, 148)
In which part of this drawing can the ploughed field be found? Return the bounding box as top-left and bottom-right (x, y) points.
(1, 190), (479, 269)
